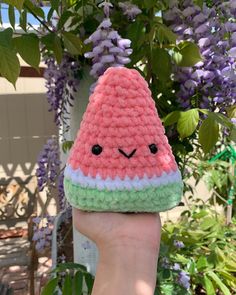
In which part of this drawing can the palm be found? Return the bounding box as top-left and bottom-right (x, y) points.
(73, 209), (161, 249)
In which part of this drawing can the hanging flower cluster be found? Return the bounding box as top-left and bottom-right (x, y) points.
(44, 54), (80, 127)
(32, 216), (54, 252)
(36, 138), (61, 192)
(164, 0), (236, 112)
(84, 2), (133, 80)
(118, 2), (141, 20)
(57, 171), (66, 211)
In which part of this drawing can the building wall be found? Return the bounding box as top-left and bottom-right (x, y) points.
(0, 77), (58, 229)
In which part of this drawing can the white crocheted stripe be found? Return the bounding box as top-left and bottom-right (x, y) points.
(64, 165), (182, 191)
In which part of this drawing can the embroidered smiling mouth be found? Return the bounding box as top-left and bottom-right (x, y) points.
(118, 148), (137, 159)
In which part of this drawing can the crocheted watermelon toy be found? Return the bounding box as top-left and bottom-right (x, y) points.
(64, 67), (183, 212)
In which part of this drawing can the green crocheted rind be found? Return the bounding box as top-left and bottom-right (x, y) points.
(64, 178), (183, 212)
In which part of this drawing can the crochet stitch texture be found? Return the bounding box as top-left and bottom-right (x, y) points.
(64, 67), (183, 212)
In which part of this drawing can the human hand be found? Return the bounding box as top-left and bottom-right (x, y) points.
(73, 209), (161, 295)
(73, 209), (161, 251)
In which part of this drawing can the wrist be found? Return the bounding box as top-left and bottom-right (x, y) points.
(93, 240), (159, 295)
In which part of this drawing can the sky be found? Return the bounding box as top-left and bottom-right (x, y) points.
(1, 3), (50, 27)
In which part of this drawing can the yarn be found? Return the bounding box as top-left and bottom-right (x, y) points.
(64, 178), (182, 212)
(64, 165), (182, 191)
(64, 67), (183, 212)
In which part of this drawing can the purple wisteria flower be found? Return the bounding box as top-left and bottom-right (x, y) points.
(177, 270), (191, 289)
(58, 254), (66, 263)
(32, 216), (54, 252)
(173, 240), (185, 249)
(164, 1), (236, 113)
(118, 2), (142, 20)
(84, 1), (132, 82)
(98, 1), (113, 17)
(36, 138), (61, 191)
(84, 17), (132, 79)
(44, 54), (80, 127)
(173, 263), (181, 270)
(231, 118), (236, 124)
(58, 170), (65, 210)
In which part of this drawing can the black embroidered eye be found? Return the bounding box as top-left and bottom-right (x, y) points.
(149, 144), (158, 154)
(91, 144), (103, 155)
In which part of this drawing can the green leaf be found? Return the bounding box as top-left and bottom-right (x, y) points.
(41, 277), (58, 295)
(2, 0), (25, 10)
(203, 275), (215, 295)
(41, 33), (63, 64)
(47, 6), (55, 23)
(62, 141), (74, 153)
(63, 32), (82, 55)
(175, 254), (189, 264)
(51, 0), (60, 12)
(188, 259), (196, 275)
(208, 112), (232, 129)
(67, 0), (78, 6)
(194, 0), (204, 8)
(159, 283), (175, 295)
(199, 217), (217, 231)
(230, 127), (236, 142)
(172, 51), (183, 65)
(199, 110), (233, 129)
(214, 247), (226, 263)
(192, 210), (208, 219)
(207, 271), (231, 295)
(218, 270), (236, 284)
(14, 33), (40, 69)
(58, 10), (74, 30)
(177, 109), (199, 138)
(84, 273), (94, 294)
(225, 259), (236, 272)
(197, 256), (209, 271)
(143, 0), (156, 9)
(127, 22), (145, 48)
(24, 0), (45, 18)
(152, 48), (171, 82)
(226, 105), (236, 119)
(19, 9), (27, 31)
(174, 41), (202, 67)
(162, 269), (171, 279)
(73, 271), (83, 295)
(8, 5), (15, 29)
(52, 35), (63, 64)
(52, 262), (87, 273)
(0, 28), (20, 86)
(199, 116), (219, 153)
(156, 23), (177, 45)
(62, 273), (73, 295)
(163, 111), (181, 126)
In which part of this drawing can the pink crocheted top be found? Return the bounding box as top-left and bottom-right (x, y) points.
(67, 67), (178, 180)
